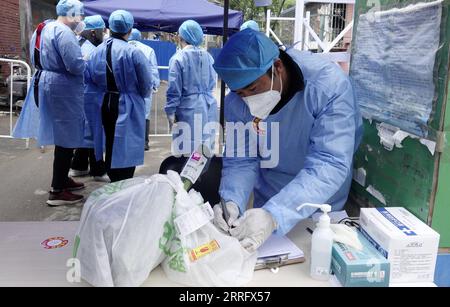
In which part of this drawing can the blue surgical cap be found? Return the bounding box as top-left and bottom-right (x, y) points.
(179, 20), (204, 46)
(129, 28), (142, 41)
(84, 15), (105, 30)
(56, 0), (84, 17)
(108, 10), (134, 34)
(240, 20), (260, 32)
(213, 29), (280, 91)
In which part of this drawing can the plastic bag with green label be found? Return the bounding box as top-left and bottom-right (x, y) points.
(74, 174), (175, 287)
(160, 171), (257, 286)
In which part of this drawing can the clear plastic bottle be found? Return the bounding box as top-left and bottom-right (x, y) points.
(297, 203), (333, 281)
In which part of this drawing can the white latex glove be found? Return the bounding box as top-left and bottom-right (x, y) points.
(330, 224), (363, 251)
(167, 114), (175, 130)
(230, 208), (277, 253)
(213, 201), (240, 233)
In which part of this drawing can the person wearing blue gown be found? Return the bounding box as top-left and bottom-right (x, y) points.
(69, 14), (108, 181)
(128, 28), (160, 151)
(84, 10), (152, 182)
(13, 0), (87, 206)
(164, 20), (218, 156)
(212, 29), (363, 253)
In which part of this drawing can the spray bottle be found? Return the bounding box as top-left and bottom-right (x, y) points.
(296, 203), (333, 281)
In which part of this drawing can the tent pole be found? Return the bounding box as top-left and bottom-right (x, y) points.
(219, 0), (229, 153)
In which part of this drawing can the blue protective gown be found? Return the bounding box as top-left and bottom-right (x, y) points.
(84, 38), (152, 168)
(78, 38), (98, 148)
(13, 20), (86, 148)
(80, 38), (96, 59)
(219, 49), (363, 235)
(128, 40), (160, 119)
(165, 46), (218, 154)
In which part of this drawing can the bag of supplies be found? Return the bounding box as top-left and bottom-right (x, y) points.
(74, 174), (176, 287)
(160, 171), (257, 287)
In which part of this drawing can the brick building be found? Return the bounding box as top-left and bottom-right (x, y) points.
(0, 0), (22, 79)
(0, 0), (56, 82)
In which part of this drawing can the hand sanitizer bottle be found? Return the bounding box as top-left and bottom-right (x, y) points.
(296, 203), (333, 281)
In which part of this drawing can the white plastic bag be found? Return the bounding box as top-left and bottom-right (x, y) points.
(74, 174), (175, 287)
(160, 172), (257, 287)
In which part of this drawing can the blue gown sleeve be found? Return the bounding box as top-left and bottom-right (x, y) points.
(149, 49), (160, 90)
(218, 94), (259, 213)
(165, 56), (183, 116)
(208, 54), (217, 92)
(56, 28), (86, 75)
(263, 79), (358, 235)
(133, 48), (152, 98)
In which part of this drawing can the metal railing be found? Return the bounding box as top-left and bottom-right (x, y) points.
(0, 58), (31, 148)
(0, 62), (221, 146)
(265, 0), (354, 63)
(149, 65), (221, 137)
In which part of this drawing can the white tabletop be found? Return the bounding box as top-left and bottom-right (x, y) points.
(0, 220), (330, 287)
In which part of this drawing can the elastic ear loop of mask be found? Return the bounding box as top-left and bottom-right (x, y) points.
(252, 65), (282, 135)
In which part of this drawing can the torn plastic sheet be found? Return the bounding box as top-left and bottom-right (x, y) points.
(376, 122), (436, 155)
(353, 167), (367, 187)
(350, 0), (443, 138)
(366, 185), (387, 205)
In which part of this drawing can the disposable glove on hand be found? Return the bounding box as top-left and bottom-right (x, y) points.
(213, 201), (240, 233)
(230, 208), (277, 253)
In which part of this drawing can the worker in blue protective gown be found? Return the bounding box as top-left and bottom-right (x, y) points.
(212, 29), (363, 253)
(13, 0), (87, 206)
(84, 10), (152, 182)
(128, 28), (160, 151)
(78, 15), (106, 59)
(69, 14), (109, 181)
(164, 20), (218, 156)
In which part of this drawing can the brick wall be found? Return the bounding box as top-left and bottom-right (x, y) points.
(0, 0), (21, 80)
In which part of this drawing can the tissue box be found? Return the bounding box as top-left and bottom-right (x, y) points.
(360, 207), (440, 283)
(331, 230), (390, 287)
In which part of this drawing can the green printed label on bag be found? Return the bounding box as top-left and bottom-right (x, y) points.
(73, 235), (80, 258)
(89, 181), (126, 199)
(159, 192), (187, 273)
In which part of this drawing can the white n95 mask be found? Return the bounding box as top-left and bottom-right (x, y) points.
(242, 66), (282, 120)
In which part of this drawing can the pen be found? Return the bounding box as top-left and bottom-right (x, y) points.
(220, 198), (231, 225)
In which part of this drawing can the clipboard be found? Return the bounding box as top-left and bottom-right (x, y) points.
(255, 235), (306, 271)
(255, 253), (306, 270)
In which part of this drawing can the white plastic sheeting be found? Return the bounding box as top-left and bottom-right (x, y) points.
(350, 0), (443, 137)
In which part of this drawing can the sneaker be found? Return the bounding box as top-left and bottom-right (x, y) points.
(93, 174), (110, 183)
(69, 169), (89, 177)
(47, 190), (83, 207)
(65, 178), (85, 191)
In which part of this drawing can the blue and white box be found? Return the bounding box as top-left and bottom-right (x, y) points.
(360, 207), (440, 283)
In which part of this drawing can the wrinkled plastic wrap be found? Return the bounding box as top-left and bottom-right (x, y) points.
(350, 0), (443, 137)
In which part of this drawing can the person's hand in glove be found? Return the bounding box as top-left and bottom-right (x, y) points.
(213, 201), (240, 233)
(167, 113), (176, 130)
(230, 208), (277, 253)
